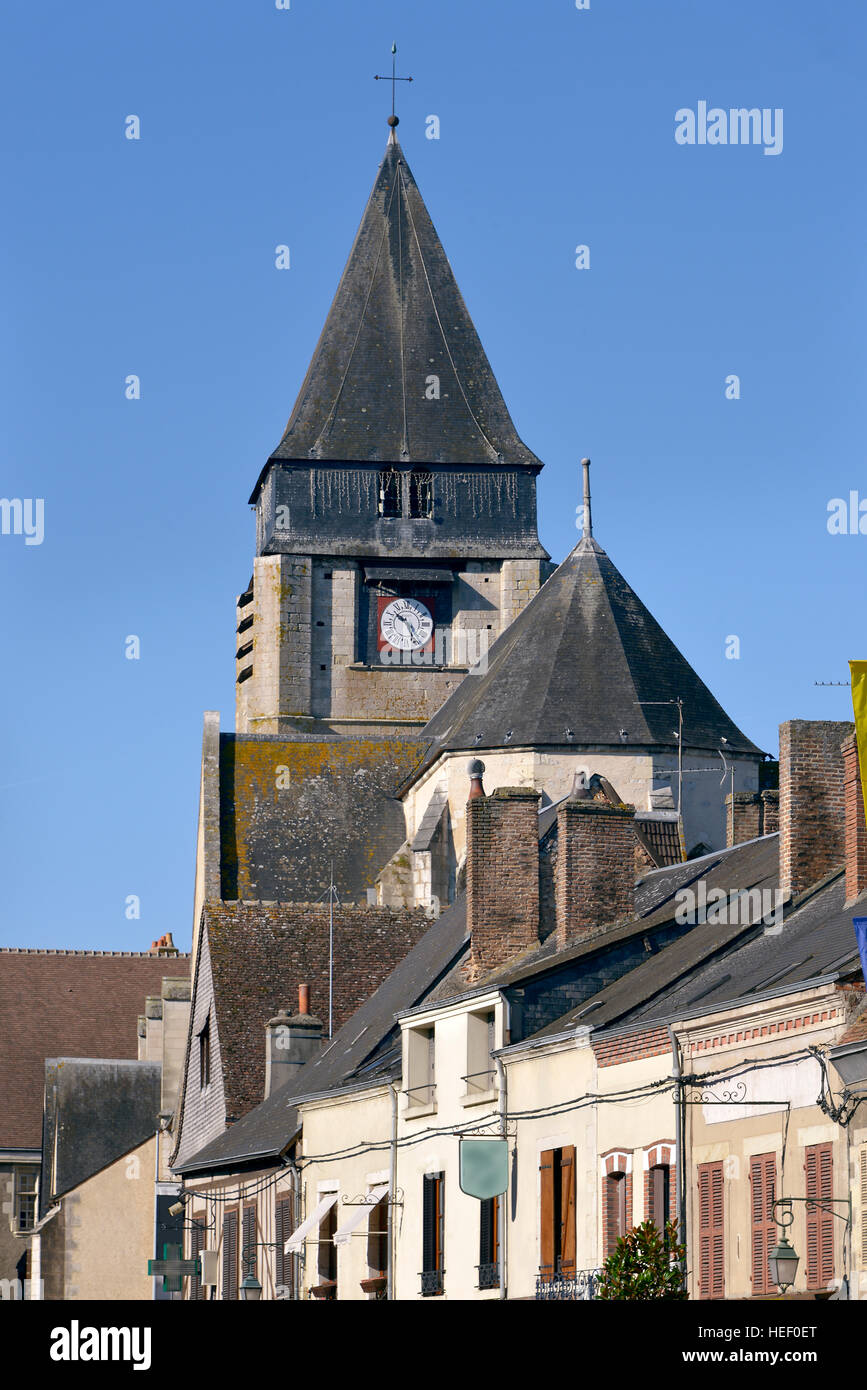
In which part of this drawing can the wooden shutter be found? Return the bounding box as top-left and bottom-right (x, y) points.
(650, 1166), (670, 1232)
(422, 1173), (443, 1273)
(189, 1219), (203, 1302)
(605, 1173), (625, 1257)
(275, 1196), (292, 1296)
(749, 1153), (776, 1294)
(539, 1150), (555, 1279)
(480, 1197), (494, 1265)
(222, 1209), (238, 1301)
(242, 1204), (257, 1280)
(698, 1162), (725, 1299)
(560, 1147), (576, 1276)
(805, 1143), (834, 1288)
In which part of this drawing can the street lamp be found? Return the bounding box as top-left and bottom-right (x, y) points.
(769, 1196), (851, 1297)
(767, 1236), (799, 1294)
(239, 1271), (263, 1301)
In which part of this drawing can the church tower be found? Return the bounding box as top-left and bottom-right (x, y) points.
(235, 131), (550, 737)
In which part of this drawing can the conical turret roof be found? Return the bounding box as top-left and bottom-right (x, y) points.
(415, 536), (763, 771)
(268, 135), (541, 469)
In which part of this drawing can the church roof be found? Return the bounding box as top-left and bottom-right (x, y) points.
(408, 535), (763, 777)
(266, 135), (542, 472)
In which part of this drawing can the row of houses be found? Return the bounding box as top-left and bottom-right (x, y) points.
(169, 719), (867, 1301)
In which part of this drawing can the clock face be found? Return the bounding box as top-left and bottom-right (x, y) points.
(379, 597), (434, 651)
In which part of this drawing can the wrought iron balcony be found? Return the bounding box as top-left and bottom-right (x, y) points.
(420, 1269), (444, 1296)
(536, 1269), (601, 1301)
(477, 1262), (499, 1290)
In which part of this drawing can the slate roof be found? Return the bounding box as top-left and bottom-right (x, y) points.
(174, 834), (775, 1174)
(0, 949), (190, 1150)
(40, 1059), (161, 1210)
(532, 859), (862, 1043)
(405, 536), (763, 783)
(600, 866), (862, 1031)
(263, 135), (541, 475)
(173, 897), (469, 1173)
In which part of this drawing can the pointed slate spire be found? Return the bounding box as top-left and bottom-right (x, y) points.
(414, 531), (763, 762)
(269, 136), (541, 469)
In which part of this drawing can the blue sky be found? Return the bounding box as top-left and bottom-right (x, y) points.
(1, 0), (864, 949)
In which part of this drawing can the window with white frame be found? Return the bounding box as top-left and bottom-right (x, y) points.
(406, 1025), (436, 1110)
(13, 1170), (38, 1231)
(464, 1009), (497, 1098)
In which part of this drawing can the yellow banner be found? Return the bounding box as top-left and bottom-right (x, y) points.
(849, 661), (867, 828)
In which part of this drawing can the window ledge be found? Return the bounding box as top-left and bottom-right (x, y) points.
(405, 1100), (437, 1120)
(459, 1088), (498, 1108)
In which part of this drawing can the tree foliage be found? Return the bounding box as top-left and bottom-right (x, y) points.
(595, 1220), (688, 1300)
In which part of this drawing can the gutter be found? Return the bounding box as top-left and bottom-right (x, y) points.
(668, 1024), (687, 1294)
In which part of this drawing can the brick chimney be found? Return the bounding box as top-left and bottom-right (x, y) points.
(555, 796), (636, 947)
(779, 720), (853, 900)
(843, 733), (867, 904)
(264, 984), (322, 1098)
(725, 790), (780, 846)
(466, 785), (541, 980)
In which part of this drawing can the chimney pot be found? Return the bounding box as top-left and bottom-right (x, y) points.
(467, 758), (486, 801)
(298, 983), (310, 1016)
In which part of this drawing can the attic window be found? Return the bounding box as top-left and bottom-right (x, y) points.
(409, 470), (433, 518)
(378, 470), (402, 518)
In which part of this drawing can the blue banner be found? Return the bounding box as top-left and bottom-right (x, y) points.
(854, 917), (867, 987)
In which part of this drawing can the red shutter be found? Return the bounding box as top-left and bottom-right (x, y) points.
(750, 1153), (776, 1294)
(698, 1162), (725, 1299)
(539, 1150), (554, 1279)
(560, 1147), (576, 1276)
(805, 1143), (834, 1289)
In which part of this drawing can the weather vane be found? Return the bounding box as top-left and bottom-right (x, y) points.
(374, 42), (413, 128)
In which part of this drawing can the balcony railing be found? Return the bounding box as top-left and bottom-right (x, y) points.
(420, 1269), (444, 1296)
(477, 1262), (500, 1290)
(536, 1269), (602, 1301)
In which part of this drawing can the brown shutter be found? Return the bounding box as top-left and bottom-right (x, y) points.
(189, 1219), (203, 1302)
(560, 1146), (576, 1276)
(698, 1162), (725, 1299)
(539, 1149), (555, 1279)
(750, 1153), (776, 1294)
(242, 1204), (257, 1281)
(275, 1197), (290, 1296)
(222, 1209), (238, 1301)
(805, 1143), (834, 1289)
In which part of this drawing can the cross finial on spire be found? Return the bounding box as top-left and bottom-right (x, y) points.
(581, 457), (593, 538)
(374, 42), (413, 129)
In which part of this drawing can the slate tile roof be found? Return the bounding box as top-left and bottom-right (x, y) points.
(405, 536), (763, 784)
(261, 136), (541, 476)
(0, 950), (190, 1150)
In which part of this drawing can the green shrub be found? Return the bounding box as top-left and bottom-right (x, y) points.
(595, 1220), (688, 1300)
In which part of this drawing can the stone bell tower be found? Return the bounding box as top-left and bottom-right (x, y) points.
(235, 129), (550, 738)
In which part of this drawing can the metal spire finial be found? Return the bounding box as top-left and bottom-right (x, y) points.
(581, 457), (593, 538)
(374, 42), (413, 128)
